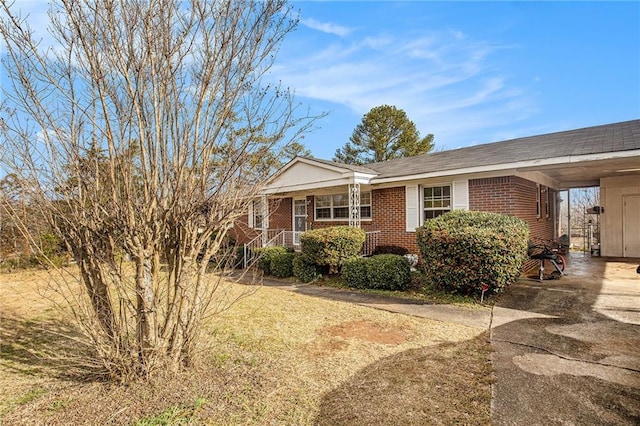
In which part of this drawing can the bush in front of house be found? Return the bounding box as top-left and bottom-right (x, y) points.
(270, 252), (295, 278)
(416, 210), (529, 295)
(366, 254), (411, 291)
(372, 245), (409, 256)
(341, 257), (369, 289)
(341, 254), (410, 291)
(292, 253), (321, 283)
(253, 246), (291, 275)
(300, 226), (366, 274)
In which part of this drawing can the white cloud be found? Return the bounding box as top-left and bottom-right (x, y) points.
(274, 25), (534, 150)
(300, 18), (352, 37)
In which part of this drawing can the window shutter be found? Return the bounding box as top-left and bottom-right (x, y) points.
(248, 201), (254, 228)
(406, 185), (419, 232)
(452, 180), (469, 210)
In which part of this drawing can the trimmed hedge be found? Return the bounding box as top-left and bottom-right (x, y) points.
(341, 254), (410, 291)
(372, 245), (409, 256)
(270, 252), (295, 278)
(341, 257), (369, 289)
(300, 226), (366, 274)
(416, 210), (529, 295)
(292, 253), (321, 283)
(253, 246), (291, 275)
(366, 254), (411, 290)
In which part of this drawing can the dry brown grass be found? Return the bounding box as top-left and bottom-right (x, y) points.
(0, 268), (492, 425)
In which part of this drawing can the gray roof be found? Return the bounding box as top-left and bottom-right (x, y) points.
(352, 119), (640, 179)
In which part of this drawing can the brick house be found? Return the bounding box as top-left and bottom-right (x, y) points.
(232, 120), (640, 259)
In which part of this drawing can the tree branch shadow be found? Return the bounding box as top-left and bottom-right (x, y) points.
(314, 332), (493, 426)
(0, 314), (105, 382)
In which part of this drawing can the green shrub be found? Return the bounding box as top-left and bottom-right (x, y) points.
(341, 257), (369, 289)
(253, 246), (291, 275)
(341, 255), (410, 291)
(416, 210), (529, 295)
(270, 252), (295, 278)
(372, 245), (409, 256)
(292, 253), (321, 283)
(366, 254), (411, 291)
(300, 226), (366, 274)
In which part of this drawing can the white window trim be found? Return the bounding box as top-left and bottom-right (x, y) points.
(406, 181), (468, 232)
(249, 199), (263, 229)
(545, 186), (551, 218)
(536, 184), (541, 219)
(314, 192), (372, 221)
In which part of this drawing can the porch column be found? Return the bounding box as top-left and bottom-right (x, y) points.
(261, 194), (269, 246)
(349, 183), (361, 228)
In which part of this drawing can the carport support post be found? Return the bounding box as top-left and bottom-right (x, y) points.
(567, 190), (571, 249)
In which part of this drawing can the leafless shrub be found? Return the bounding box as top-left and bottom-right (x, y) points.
(0, 0), (315, 381)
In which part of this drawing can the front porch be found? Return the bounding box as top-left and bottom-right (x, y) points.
(242, 228), (381, 268)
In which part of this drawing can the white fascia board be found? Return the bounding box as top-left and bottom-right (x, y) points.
(370, 150), (640, 185)
(264, 171), (375, 195)
(263, 177), (354, 194)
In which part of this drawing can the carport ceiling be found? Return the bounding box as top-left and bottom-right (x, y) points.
(519, 156), (640, 189)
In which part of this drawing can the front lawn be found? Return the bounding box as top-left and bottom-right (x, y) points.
(0, 268), (493, 425)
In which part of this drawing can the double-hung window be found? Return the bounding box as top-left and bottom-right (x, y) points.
(315, 192), (372, 220)
(423, 185), (451, 220)
(252, 200), (263, 229)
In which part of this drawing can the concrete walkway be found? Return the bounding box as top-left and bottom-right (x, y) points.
(238, 272), (492, 330)
(491, 255), (640, 425)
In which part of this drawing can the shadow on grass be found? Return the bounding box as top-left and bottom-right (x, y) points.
(0, 314), (102, 382)
(314, 332), (493, 426)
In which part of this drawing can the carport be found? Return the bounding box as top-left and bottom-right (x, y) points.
(507, 119), (640, 258)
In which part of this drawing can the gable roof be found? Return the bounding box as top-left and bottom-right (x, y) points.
(364, 119), (640, 180)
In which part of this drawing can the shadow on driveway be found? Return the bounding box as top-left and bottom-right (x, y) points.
(490, 254), (640, 425)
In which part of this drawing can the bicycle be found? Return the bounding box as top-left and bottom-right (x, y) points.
(528, 238), (566, 282)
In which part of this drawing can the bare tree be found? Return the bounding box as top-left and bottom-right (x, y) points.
(0, 0), (314, 380)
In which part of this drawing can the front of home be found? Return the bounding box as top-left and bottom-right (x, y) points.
(232, 120), (640, 259)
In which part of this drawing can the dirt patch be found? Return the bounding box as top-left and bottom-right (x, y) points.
(321, 320), (409, 345)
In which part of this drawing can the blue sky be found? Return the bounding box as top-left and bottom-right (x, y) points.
(274, 1), (640, 159)
(3, 1), (639, 161)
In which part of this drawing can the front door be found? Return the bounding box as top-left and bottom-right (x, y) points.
(623, 194), (640, 257)
(293, 199), (307, 246)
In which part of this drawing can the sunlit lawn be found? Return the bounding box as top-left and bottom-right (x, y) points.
(0, 268), (492, 425)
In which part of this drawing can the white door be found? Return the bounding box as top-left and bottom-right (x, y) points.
(623, 194), (640, 257)
(293, 199), (307, 246)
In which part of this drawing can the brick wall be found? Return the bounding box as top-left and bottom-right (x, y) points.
(232, 176), (557, 268)
(269, 198), (292, 230)
(469, 176), (556, 272)
(371, 187), (419, 253)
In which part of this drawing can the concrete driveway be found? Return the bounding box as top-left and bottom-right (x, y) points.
(491, 254), (640, 425)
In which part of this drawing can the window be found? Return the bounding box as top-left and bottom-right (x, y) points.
(536, 184), (541, 219)
(253, 200), (263, 229)
(315, 192), (372, 220)
(423, 185), (451, 220)
(545, 187), (551, 218)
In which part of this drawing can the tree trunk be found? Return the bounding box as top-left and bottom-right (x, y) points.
(135, 253), (158, 367)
